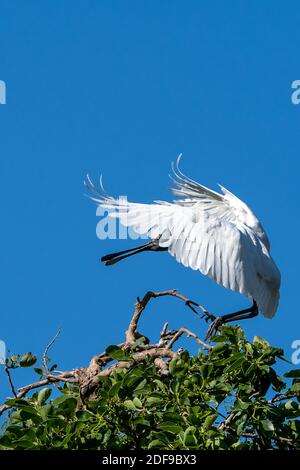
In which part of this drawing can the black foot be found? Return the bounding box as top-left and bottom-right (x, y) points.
(185, 300), (216, 323)
(205, 300), (259, 340)
(205, 317), (224, 340)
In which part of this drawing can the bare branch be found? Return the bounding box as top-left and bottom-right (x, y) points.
(158, 322), (169, 346)
(18, 373), (75, 395)
(160, 322), (169, 337)
(166, 327), (210, 350)
(125, 289), (212, 344)
(125, 291), (156, 343)
(99, 348), (178, 377)
(4, 365), (17, 398)
(154, 357), (169, 372)
(167, 290), (212, 318)
(43, 329), (61, 374)
(241, 433), (257, 439)
(0, 372), (75, 417)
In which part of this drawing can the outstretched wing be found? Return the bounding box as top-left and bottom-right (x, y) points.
(85, 159), (279, 318)
(169, 155), (252, 228)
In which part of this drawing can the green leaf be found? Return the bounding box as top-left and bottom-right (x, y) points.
(134, 378), (147, 392)
(163, 412), (185, 424)
(37, 387), (52, 405)
(284, 369), (300, 378)
(76, 410), (94, 421)
(131, 336), (148, 348)
(146, 396), (162, 406)
(210, 334), (228, 343)
(203, 414), (217, 429)
(157, 422), (183, 434)
(108, 382), (121, 397)
(236, 415), (248, 435)
(122, 367), (144, 387)
(53, 396), (77, 415)
(153, 379), (167, 392)
(39, 404), (52, 420)
(15, 438), (37, 449)
(133, 397), (142, 408)
(134, 417), (150, 427)
(105, 345), (131, 361)
(253, 336), (270, 349)
(19, 352), (37, 368)
(123, 400), (136, 411)
(269, 367), (285, 391)
(224, 355), (245, 373)
(182, 426), (197, 446)
(291, 382), (300, 393)
(19, 407), (40, 422)
(5, 398), (29, 407)
(211, 342), (229, 354)
(148, 439), (166, 449)
(235, 399), (250, 411)
(199, 364), (213, 380)
(102, 430), (111, 444)
(53, 395), (72, 405)
(284, 400), (295, 410)
(16, 405), (38, 416)
(261, 419), (275, 432)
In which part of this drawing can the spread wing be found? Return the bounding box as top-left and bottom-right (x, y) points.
(85, 158), (280, 317)
(169, 154), (251, 228)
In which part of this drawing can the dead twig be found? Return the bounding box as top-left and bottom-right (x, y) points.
(126, 289), (213, 344)
(42, 329), (61, 374)
(166, 327), (210, 350)
(4, 365), (17, 398)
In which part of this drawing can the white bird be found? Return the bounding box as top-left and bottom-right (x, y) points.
(85, 156), (281, 337)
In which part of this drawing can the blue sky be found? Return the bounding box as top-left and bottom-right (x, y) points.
(1, 1), (300, 402)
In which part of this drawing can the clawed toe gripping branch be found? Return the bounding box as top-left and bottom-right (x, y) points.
(0, 289), (212, 416)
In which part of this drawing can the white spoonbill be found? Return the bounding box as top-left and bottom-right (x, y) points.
(85, 156), (281, 338)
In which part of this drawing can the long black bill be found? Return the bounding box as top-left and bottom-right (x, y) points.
(101, 240), (157, 266)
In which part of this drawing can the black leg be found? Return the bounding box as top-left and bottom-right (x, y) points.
(205, 301), (258, 339)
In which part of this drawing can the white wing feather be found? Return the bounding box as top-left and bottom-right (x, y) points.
(86, 157), (280, 318)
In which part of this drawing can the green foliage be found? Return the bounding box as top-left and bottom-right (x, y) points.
(1, 326), (300, 450)
(5, 352), (37, 369)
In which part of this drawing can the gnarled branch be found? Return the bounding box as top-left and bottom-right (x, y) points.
(0, 289), (211, 415)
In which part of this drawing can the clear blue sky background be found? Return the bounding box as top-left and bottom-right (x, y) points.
(1, 1), (300, 402)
